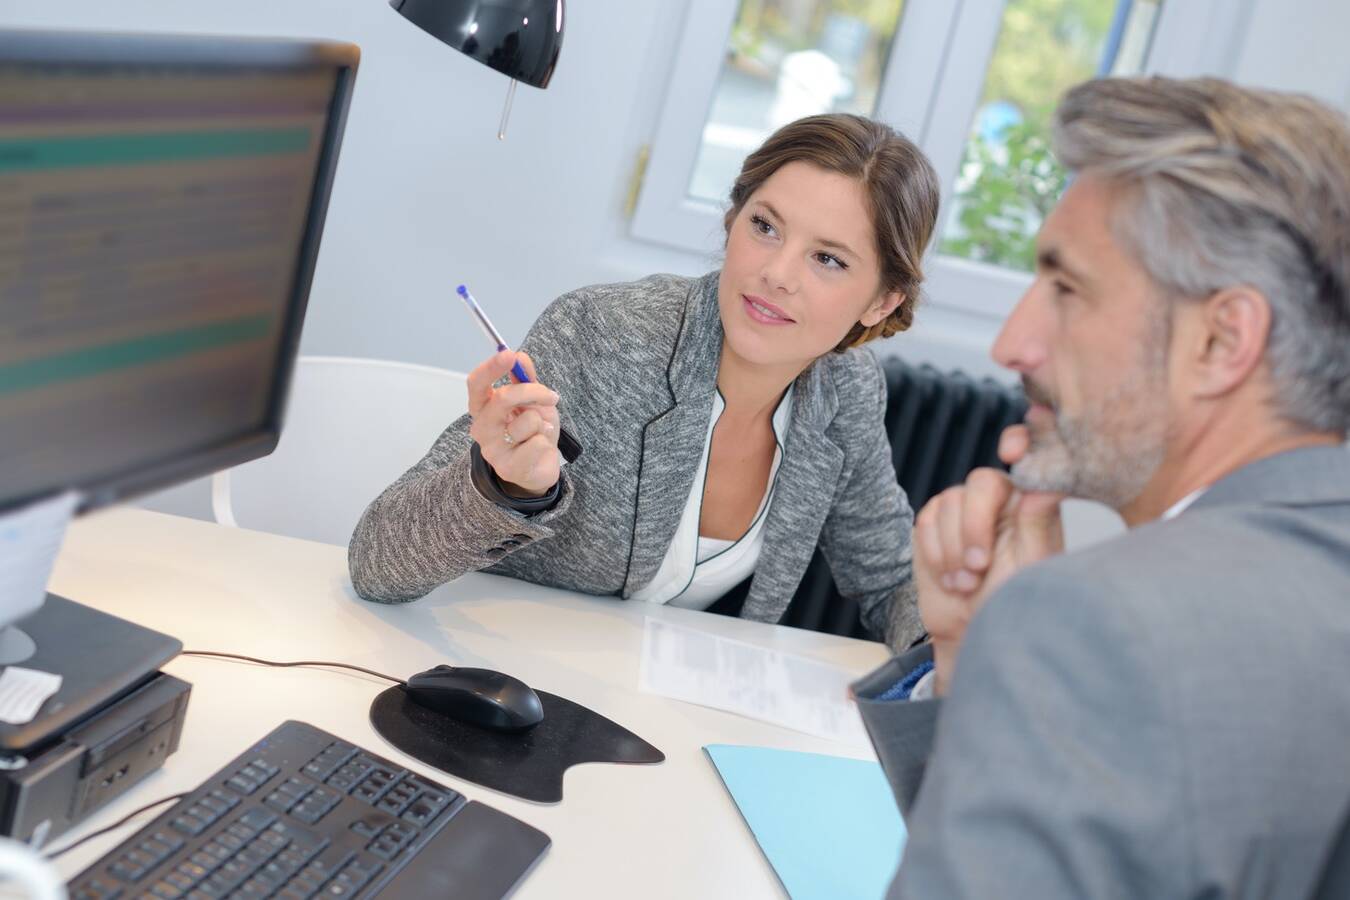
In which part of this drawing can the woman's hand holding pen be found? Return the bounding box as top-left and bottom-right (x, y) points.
(467, 350), (562, 498)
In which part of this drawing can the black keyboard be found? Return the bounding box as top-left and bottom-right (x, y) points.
(68, 720), (550, 900)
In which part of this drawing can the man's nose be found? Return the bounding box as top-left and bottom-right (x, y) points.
(993, 282), (1050, 374)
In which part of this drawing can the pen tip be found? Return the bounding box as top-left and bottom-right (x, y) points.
(456, 285), (469, 297)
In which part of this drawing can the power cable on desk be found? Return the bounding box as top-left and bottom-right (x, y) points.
(44, 793), (189, 860)
(178, 651), (407, 686)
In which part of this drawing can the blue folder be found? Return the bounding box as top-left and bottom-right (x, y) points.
(705, 744), (906, 899)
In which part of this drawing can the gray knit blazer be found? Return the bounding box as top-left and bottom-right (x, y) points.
(348, 272), (922, 649)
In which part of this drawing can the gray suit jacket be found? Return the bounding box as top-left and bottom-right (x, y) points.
(349, 272), (922, 647)
(854, 444), (1350, 898)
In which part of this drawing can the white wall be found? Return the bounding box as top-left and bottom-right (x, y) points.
(1229, 0), (1350, 108)
(3, 0), (1343, 532)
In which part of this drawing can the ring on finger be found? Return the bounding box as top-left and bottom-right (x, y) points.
(502, 429), (516, 447)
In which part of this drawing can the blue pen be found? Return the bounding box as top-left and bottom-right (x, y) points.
(456, 284), (584, 462)
(457, 284), (532, 384)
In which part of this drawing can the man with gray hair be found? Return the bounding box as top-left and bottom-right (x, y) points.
(853, 76), (1350, 897)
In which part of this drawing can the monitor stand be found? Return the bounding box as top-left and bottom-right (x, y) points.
(0, 626), (35, 666)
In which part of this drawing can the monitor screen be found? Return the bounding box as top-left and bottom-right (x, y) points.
(0, 31), (358, 514)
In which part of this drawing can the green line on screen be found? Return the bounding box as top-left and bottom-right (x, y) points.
(0, 315), (273, 395)
(0, 128), (312, 172)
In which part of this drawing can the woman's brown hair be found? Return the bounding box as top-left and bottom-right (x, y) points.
(724, 113), (940, 351)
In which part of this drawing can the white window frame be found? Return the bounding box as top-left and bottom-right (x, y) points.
(631, 0), (1254, 321)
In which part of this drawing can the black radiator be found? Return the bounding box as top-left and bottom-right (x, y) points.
(778, 355), (1028, 640)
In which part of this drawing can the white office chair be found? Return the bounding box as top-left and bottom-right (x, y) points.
(211, 356), (469, 546)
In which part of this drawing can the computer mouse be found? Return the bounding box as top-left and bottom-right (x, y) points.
(403, 665), (544, 732)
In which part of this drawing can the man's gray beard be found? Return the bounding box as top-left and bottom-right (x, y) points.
(1010, 383), (1169, 510)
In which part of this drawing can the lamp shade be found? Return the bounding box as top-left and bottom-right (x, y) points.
(389, 0), (564, 89)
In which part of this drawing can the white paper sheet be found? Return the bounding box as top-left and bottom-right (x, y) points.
(0, 667), (62, 726)
(639, 617), (869, 746)
(0, 491), (80, 629)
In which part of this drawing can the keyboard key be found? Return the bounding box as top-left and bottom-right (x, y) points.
(226, 823), (257, 842)
(150, 832), (186, 853)
(336, 860), (382, 892)
(282, 825), (329, 861)
(164, 872), (196, 892)
(386, 822), (417, 842)
(415, 787), (455, 811)
(109, 860), (148, 882)
(251, 758), (280, 778)
(291, 803), (326, 825)
(208, 789), (240, 809)
(308, 847), (355, 875)
(236, 845), (273, 870)
(74, 874), (124, 899)
(278, 778), (311, 799)
(139, 839), (174, 862)
(264, 791), (297, 813)
(375, 794), (409, 815)
(348, 816), (384, 838)
(365, 840), (399, 862)
(196, 797), (229, 818)
(169, 814), (208, 837)
(289, 875), (325, 898)
(401, 800), (437, 828)
(203, 873), (236, 896)
(240, 808), (277, 831)
(257, 828), (291, 851)
(225, 776), (259, 795)
(148, 880), (183, 899)
(309, 786), (341, 806)
(187, 852), (217, 871)
(237, 879), (273, 898)
(173, 862), (209, 883)
(261, 859), (300, 883)
(215, 833), (245, 852)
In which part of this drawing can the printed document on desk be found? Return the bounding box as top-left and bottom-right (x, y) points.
(639, 617), (869, 746)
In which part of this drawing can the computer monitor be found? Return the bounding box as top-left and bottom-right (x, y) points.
(0, 29), (359, 660)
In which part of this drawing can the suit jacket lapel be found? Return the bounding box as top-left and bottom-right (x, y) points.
(743, 362), (844, 622)
(622, 273), (723, 596)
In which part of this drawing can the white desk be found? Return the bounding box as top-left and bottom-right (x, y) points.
(46, 508), (891, 898)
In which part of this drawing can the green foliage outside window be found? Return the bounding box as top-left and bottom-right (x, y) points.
(939, 120), (1069, 272)
(941, 0), (1138, 272)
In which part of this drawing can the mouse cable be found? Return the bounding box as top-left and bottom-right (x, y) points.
(44, 792), (190, 860)
(179, 651), (407, 686)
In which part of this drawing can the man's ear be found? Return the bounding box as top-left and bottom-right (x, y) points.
(860, 290), (904, 328)
(1184, 286), (1272, 400)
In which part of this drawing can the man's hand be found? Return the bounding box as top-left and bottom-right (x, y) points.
(466, 350), (561, 497)
(914, 425), (1065, 694)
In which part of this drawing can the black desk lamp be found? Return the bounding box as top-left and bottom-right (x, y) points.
(390, 0), (565, 139)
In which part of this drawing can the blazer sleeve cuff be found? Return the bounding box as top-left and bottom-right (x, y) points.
(853, 644), (941, 817)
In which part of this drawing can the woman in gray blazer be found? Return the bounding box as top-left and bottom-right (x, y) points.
(349, 114), (939, 649)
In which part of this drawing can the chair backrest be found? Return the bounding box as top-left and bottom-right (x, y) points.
(211, 356), (468, 546)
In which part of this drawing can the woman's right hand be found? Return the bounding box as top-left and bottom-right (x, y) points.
(467, 350), (561, 497)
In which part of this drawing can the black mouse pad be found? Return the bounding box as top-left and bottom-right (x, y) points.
(369, 687), (664, 803)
